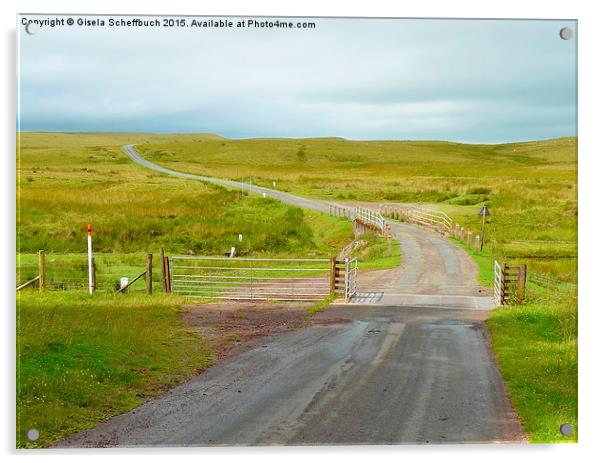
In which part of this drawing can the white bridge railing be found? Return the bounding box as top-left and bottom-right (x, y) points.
(405, 206), (452, 235)
(352, 207), (385, 233)
(328, 204), (385, 235)
(380, 205), (452, 235)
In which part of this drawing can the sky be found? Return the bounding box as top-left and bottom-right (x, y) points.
(17, 16), (577, 143)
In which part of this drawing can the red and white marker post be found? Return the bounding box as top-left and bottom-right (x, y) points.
(87, 224), (94, 294)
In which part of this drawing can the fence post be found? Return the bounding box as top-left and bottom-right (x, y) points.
(329, 256), (336, 294)
(146, 253), (153, 295)
(466, 230), (472, 247)
(475, 235), (481, 253)
(517, 264), (527, 304)
(160, 248), (166, 292)
(164, 256), (171, 293)
(38, 250), (46, 293)
(501, 263), (508, 305)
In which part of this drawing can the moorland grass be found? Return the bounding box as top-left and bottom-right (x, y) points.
(135, 136), (577, 254)
(17, 133), (354, 257)
(17, 132), (578, 444)
(486, 287), (577, 443)
(16, 292), (213, 448)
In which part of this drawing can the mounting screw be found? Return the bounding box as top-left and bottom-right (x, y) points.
(560, 423), (573, 436)
(559, 27), (573, 40)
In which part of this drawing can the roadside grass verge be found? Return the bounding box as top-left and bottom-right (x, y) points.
(486, 288), (577, 443)
(448, 237), (494, 287)
(16, 292), (213, 448)
(353, 234), (401, 271)
(307, 294), (337, 316)
(452, 234), (578, 443)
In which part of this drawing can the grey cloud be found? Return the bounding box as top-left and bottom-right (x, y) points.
(18, 16), (576, 143)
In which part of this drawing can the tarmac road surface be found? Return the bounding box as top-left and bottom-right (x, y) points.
(57, 306), (524, 447)
(55, 146), (526, 446)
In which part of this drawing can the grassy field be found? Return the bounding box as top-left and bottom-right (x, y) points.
(16, 292), (213, 448)
(17, 133), (355, 257)
(17, 132), (577, 444)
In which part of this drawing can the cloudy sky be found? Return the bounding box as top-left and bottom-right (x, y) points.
(18, 16), (576, 143)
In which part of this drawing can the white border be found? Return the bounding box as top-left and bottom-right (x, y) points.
(3, 1), (600, 462)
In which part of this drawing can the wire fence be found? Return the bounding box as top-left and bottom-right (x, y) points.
(16, 253), (157, 293)
(528, 272), (577, 290)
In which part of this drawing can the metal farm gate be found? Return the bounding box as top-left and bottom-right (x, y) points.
(344, 257), (358, 303)
(169, 256), (345, 301)
(494, 260), (527, 306)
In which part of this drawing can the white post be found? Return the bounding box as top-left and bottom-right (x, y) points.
(87, 224), (94, 294)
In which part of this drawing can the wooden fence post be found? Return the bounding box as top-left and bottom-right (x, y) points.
(466, 230), (472, 247)
(164, 255), (171, 293)
(146, 253), (153, 294)
(329, 256), (336, 294)
(160, 248), (166, 292)
(517, 264), (527, 304)
(475, 235), (481, 254)
(38, 250), (45, 293)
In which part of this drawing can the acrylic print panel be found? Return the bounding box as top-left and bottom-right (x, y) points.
(16, 15), (577, 448)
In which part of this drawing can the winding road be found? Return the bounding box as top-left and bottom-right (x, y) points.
(56, 145), (524, 447)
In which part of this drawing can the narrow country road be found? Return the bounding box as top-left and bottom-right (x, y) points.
(123, 145), (492, 309)
(55, 145), (524, 446)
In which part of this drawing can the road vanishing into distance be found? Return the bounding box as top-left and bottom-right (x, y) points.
(56, 145), (524, 446)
